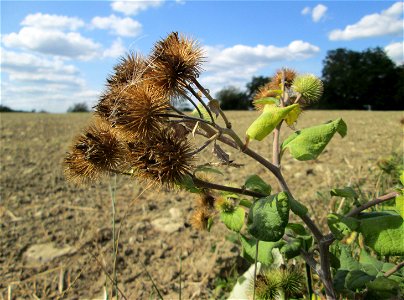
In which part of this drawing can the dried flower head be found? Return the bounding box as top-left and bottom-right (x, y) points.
(148, 32), (204, 96)
(94, 85), (123, 121)
(190, 207), (212, 231)
(272, 68), (297, 88)
(253, 81), (280, 111)
(107, 52), (148, 86)
(128, 129), (194, 186)
(196, 192), (216, 209)
(96, 83), (170, 139)
(64, 119), (127, 184)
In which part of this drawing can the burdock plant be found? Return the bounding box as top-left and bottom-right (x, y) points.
(64, 32), (403, 299)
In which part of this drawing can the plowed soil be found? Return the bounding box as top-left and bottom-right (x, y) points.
(1, 111), (402, 299)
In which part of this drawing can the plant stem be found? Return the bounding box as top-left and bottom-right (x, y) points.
(384, 261), (404, 277)
(169, 104), (185, 116)
(192, 176), (265, 198)
(188, 132), (220, 156)
(272, 123), (282, 167)
(159, 113), (214, 126)
(269, 75), (336, 298)
(345, 191), (398, 217)
(109, 174), (118, 298)
(185, 84), (215, 123)
(182, 93), (203, 119)
(87, 251), (128, 300)
(305, 262), (313, 299)
(253, 241), (259, 300)
(191, 78), (232, 129)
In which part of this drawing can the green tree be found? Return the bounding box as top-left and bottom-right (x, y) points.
(246, 76), (271, 98)
(68, 102), (90, 113)
(319, 48), (403, 110)
(216, 86), (249, 110)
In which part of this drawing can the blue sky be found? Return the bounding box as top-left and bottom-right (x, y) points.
(1, 1), (403, 112)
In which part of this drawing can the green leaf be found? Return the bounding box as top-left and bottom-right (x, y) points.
(400, 170), (404, 185)
(253, 97), (279, 106)
(358, 213), (404, 256)
(345, 270), (375, 291)
(286, 223), (308, 236)
(395, 194), (404, 218)
(194, 165), (223, 176)
(176, 175), (201, 193)
(239, 234), (283, 266)
(247, 192), (290, 242)
(280, 238), (302, 259)
(191, 103), (211, 120)
(288, 197), (308, 217)
(330, 187), (358, 198)
(281, 118), (347, 161)
(239, 198), (252, 208)
(207, 217), (214, 232)
(220, 207), (245, 232)
(246, 104), (300, 141)
(333, 270), (349, 293)
(365, 277), (400, 300)
(207, 100), (221, 118)
(359, 249), (383, 277)
(284, 104), (302, 126)
(339, 245), (361, 271)
(327, 213), (359, 240)
(244, 174), (271, 195)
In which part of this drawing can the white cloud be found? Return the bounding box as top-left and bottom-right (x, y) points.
(385, 41), (404, 65)
(2, 26), (101, 60)
(0, 49), (99, 112)
(301, 4), (327, 22)
(301, 7), (311, 15)
(1, 83), (99, 112)
(21, 13), (85, 31)
(312, 4), (328, 22)
(200, 41), (320, 96)
(1, 48), (83, 86)
(103, 38), (126, 58)
(111, 0), (164, 16)
(204, 40), (320, 72)
(329, 2), (404, 40)
(1, 49), (79, 75)
(91, 15), (142, 37)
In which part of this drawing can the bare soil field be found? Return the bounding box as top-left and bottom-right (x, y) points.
(1, 110), (402, 299)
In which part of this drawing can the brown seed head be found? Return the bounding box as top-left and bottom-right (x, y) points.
(107, 52), (148, 86)
(190, 207), (212, 231)
(253, 81), (280, 111)
(128, 128), (194, 187)
(148, 32), (204, 97)
(95, 83), (170, 139)
(196, 192), (216, 209)
(272, 68), (297, 88)
(64, 118), (127, 184)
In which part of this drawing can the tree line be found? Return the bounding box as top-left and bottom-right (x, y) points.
(216, 47), (403, 111)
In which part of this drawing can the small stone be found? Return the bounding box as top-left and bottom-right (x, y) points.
(24, 243), (74, 265)
(151, 208), (183, 233)
(151, 218), (182, 233)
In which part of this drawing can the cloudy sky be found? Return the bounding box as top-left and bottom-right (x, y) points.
(1, 1), (403, 112)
